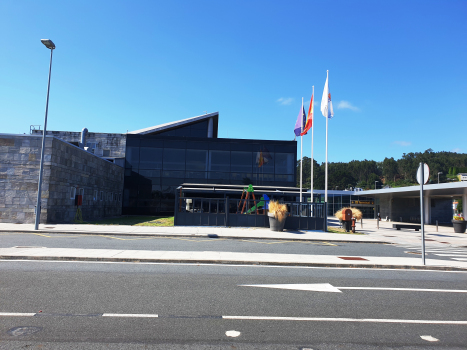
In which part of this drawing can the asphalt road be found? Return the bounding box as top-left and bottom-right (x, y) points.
(0, 231), (458, 261)
(1, 260), (467, 349)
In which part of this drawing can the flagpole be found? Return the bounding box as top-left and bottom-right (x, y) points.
(324, 71), (329, 232)
(311, 86), (314, 205)
(300, 97), (303, 203)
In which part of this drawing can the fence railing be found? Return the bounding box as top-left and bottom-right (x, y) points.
(174, 195), (326, 230)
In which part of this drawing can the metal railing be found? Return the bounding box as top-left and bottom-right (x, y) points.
(174, 195), (326, 230)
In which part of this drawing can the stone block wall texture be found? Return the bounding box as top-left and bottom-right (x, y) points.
(32, 130), (127, 158)
(0, 134), (124, 224)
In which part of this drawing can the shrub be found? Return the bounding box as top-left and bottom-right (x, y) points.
(268, 200), (288, 223)
(335, 207), (363, 221)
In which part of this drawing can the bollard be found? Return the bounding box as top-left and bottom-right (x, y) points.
(361, 218), (363, 229)
(377, 219), (379, 230)
(436, 220), (438, 232)
(400, 217), (402, 222)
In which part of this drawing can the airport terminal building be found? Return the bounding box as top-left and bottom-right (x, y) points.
(123, 113), (297, 215)
(2, 111), (466, 227)
(2, 112), (297, 223)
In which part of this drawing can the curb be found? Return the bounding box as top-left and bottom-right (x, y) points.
(1, 255), (465, 271)
(0, 230), (389, 245)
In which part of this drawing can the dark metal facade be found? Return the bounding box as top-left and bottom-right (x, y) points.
(123, 128), (297, 215)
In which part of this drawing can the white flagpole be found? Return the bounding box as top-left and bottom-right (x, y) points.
(300, 97), (303, 203)
(324, 71), (329, 231)
(311, 86), (314, 204)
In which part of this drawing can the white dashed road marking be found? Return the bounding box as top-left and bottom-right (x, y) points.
(420, 335), (439, 342)
(0, 313), (36, 317)
(225, 330), (241, 337)
(102, 313), (158, 318)
(222, 316), (467, 324)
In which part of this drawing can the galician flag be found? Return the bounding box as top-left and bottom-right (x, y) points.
(294, 100), (306, 136)
(300, 94), (313, 136)
(321, 72), (334, 118)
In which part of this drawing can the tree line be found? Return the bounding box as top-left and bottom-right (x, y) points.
(296, 149), (467, 190)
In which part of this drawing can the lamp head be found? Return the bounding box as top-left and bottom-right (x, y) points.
(41, 39), (55, 49)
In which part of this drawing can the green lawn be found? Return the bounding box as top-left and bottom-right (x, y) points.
(82, 216), (174, 226)
(327, 226), (364, 235)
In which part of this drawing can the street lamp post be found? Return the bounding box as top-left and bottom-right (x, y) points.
(375, 181), (379, 190)
(438, 172), (443, 184)
(34, 39), (55, 230)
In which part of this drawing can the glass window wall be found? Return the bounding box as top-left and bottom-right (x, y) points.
(123, 136), (297, 214)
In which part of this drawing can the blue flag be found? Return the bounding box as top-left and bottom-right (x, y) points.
(294, 101), (306, 136)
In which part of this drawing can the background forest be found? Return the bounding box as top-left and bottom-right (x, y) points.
(296, 149), (467, 190)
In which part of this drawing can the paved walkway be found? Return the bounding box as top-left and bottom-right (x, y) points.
(0, 219), (465, 270)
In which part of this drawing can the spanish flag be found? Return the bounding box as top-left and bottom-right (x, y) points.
(300, 94), (313, 136)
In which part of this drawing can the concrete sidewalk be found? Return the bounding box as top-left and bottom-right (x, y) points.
(0, 222), (383, 243)
(1, 246), (466, 271)
(0, 219), (465, 246)
(0, 219), (465, 270)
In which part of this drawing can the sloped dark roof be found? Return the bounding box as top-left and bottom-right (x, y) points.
(128, 112), (218, 136)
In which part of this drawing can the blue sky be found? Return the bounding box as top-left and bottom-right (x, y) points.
(1, 0), (466, 164)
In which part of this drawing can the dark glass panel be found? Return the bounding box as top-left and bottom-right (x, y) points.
(125, 137), (140, 147)
(191, 120), (208, 130)
(252, 173), (274, 182)
(123, 172), (139, 188)
(274, 143), (296, 153)
(186, 149), (208, 171)
(185, 171), (207, 179)
(127, 198), (137, 207)
(190, 129), (207, 138)
(231, 151), (252, 173)
(137, 199), (160, 207)
(162, 171), (185, 179)
(140, 139), (163, 147)
(208, 171), (229, 179)
(151, 185), (163, 199)
(160, 200), (175, 212)
(163, 149), (186, 170)
(158, 125), (192, 138)
(275, 174), (295, 183)
(123, 189), (130, 207)
(230, 172), (253, 183)
(187, 141), (209, 149)
(230, 143), (256, 151)
(209, 150), (230, 172)
(275, 153), (295, 175)
(139, 147), (163, 169)
(253, 148), (274, 174)
(210, 142), (230, 150)
(161, 186), (177, 199)
(125, 147), (139, 168)
(138, 169), (161, 178)
(164, 140), (187, 149)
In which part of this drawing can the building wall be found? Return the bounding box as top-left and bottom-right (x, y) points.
(32, 130), (127, 158)
(430, 198), (452, 225)
(378, 195), (421, 223)
(0, 135), (44, 223)
(46, 137), (124, 223)
(0, 134), (124, 224)
(124, 135), (297, 215)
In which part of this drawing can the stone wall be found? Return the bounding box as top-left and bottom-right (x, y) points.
(0, 135), (44, 223)
(0, 134), (124, 224)
(32, 130), (127, 158)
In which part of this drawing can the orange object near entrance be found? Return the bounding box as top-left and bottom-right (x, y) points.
(343, 208), (352, 222)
